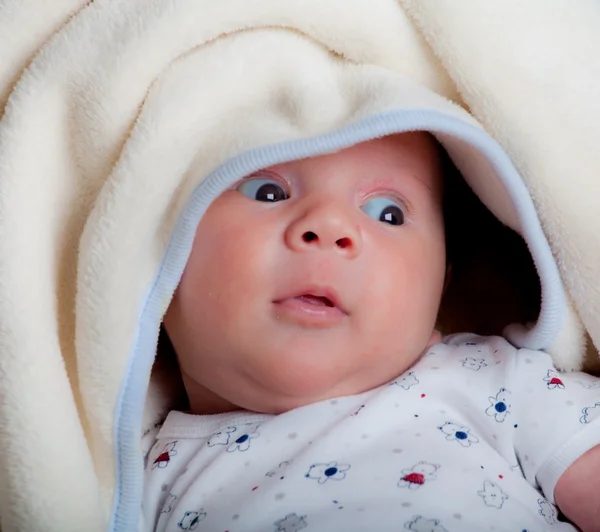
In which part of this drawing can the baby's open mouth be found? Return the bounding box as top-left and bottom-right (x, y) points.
(273, 285), (349, 321)
(295, 294), (335, 307)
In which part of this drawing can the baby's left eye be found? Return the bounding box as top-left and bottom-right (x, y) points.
(361, 197), (405, 226)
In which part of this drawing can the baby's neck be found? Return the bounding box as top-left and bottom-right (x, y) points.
(182, 372), (240, 415)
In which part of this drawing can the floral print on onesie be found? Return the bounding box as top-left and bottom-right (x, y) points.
(140, 335), (600, 531)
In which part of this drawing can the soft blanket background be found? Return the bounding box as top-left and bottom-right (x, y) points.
(0, 1), (599, 531)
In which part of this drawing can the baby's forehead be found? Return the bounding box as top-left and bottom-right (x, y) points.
(278, 131), (437, 162)
(266, 132), (444, 192)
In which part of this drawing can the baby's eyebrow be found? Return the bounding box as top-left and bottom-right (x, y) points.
(408, 173), (433, 192)
(379, 172), (435, 195)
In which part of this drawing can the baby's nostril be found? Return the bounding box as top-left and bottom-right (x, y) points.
(336, 237), (352, 249)
(303, 231), (318, 243)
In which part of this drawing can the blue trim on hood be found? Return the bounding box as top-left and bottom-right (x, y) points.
(110, 108), (565, 531)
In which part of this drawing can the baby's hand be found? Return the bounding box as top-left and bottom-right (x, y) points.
(554, 444), (600, 532)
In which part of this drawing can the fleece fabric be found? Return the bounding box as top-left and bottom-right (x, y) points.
(0, 1), (599, 531)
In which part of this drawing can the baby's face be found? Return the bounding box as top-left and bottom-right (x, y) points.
(164, 133), (446, 414)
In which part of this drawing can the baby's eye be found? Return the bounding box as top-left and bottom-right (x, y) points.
(361, 197), (405, 226)
(236, 178), (288, 202)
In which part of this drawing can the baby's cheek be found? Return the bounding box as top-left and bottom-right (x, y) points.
(360, 280), (436, 364)
(364, 280), (411, 327)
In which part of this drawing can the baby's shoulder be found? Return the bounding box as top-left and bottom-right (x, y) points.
(441, 332), (514, 351)
(437, 333), (552, 364)
(414, 333), (555, 383)
(427, 333), (518, 364)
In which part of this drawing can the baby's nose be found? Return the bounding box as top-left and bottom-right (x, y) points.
(285, 204), (362, 258)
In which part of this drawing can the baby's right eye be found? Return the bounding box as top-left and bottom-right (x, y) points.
(236, 178), (289, 202)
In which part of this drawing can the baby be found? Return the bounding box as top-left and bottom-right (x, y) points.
(142, 133), (600, 531)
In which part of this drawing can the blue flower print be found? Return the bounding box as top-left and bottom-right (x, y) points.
(485, 388), (512, 422)
(207, 426), (237, 447)
(438, 422), (479, 447)
(580, 402), (600, 424)
(393, 371), (419, 390)
(478, 480), (508, 508)
(274, 512), (308, 532)
(461, 357), (487, 371)
(226, 426), (260, 452)
(178, 509), (206, 530)
(537, 499), (557, 525)
(305, 461), (350, 484)
(404, 515), (448, 532)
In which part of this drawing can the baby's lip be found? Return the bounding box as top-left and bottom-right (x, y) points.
(273, 285), (349, 315)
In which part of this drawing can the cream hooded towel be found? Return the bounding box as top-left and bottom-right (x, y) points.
(1, 1), (599, 531)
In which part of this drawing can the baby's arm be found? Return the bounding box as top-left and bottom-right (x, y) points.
(511, 348), (600, 530)
(555, 444), (600, 532)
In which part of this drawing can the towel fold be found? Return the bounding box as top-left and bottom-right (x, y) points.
(0, 1), (599, 530)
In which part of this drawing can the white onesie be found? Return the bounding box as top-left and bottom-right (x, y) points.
(140, 334), (600, 532)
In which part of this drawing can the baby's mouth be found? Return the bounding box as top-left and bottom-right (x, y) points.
(272, 286), (349, 324)
(295, 294), (335, 307)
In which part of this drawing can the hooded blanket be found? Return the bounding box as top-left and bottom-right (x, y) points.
(1, 1), (599, 531)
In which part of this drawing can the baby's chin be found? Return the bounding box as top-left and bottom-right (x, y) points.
(180, 332), (434, 415)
